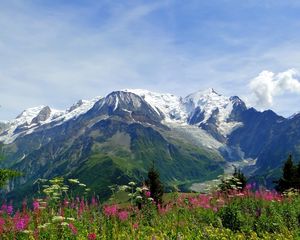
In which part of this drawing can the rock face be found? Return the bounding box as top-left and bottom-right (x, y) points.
(0, 88), (300, 200)
(30, 106), (52, 124)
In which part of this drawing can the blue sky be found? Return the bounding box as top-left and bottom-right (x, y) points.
(1, 0), (300, 120)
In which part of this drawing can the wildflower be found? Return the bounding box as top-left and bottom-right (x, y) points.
(66, 217), (75, 221)
(128, 181), (136, 186)
(38, 223), (51, 229)
(91, 196), (98, 206)
(33, 200), (39, 211)
(118, 210), (129, 222)
(52, 216), (64, 222)
(61, 222), (69, 226)
(7, 205), (13, 215)
(133, 222), (139, 230)
(1, 204), (7, 213)
(88, 233), (97, 240)
(22, 200), (27, 213)
(145, 191), (151, 197)
(135, 196), (143, 200)
(68, 223), (78, 235)
(119, 185), (130, 191)
(103, 204), (118, 217)
(68, 178), (80, 184)
(14, 214), (30, 231)
(0, 217), (5, 233)
(63, 199), (69, 207)
(79, 183), (86, 187)
(61, 186), (69, 192)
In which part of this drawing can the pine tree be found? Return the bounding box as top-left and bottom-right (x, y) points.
(146, 161), (164, 205)
(275, 154), (296, 192)
(233, 167), (247, 190)
(0, 144), (22, 189)
(219, 166), (247, 192)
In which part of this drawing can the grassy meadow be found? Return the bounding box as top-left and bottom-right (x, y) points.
(1, 177), (300, 239)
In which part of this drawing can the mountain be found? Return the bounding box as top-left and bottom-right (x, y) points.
(0, 88), (299, 200)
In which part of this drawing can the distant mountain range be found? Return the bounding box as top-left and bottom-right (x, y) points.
(1, 88), (300, 200)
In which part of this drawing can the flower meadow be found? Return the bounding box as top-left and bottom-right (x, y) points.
(1, 179), (300, 239)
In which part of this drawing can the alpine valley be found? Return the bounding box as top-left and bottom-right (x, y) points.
(1, 88), (300, 200)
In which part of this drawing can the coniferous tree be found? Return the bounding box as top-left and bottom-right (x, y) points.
(233, 167), (247, 190)
(219, 167), (247, 192)
(275, 154), (296, 192)
(296, 160), (300, 189)
(146, 161), (164, 205)
(0, 144), (22, 189)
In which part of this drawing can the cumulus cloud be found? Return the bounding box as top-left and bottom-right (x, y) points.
(249, 69), (300, 108)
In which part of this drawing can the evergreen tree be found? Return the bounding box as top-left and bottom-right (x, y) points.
(233, 167), (247, 190)
(146, 161), (164, 205)
(219, 167), (247, 192)
(0, 144), (22, 189)
(275, 154), (296, 192)
(296, 160), (300, 189)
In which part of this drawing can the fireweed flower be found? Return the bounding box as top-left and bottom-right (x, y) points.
(133, 222), (139, 230)
(13, 213), (30, 231)
(103, 204), (118, 217)
(7, 205), (13, 215)
(118, 210), (129, 221)
(68, 223), (78, 235)
(88, 233), (97, 240)
(33, 200), (39, 211)
(145, 191), (151, 198)
(0, 217), (5, 233)
(1, 204), (7, 214)
(91, 196), (98, 207)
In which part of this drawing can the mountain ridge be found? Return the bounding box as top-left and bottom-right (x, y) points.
(0, 88), (299, 200)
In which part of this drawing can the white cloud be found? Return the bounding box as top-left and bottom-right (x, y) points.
(249, 69), (300, 108)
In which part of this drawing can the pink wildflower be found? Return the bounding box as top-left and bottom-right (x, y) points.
(158, 203), (172, 215)
(145, 191), (151, 197)
(103, 204), (118, 217)
(63, 199), (69, 207)
(0, 217), (5, 233)
(88, 232), (97, 240)
(13, 213), (30, 231)
(91, 196), (98, 207)
(78, 198), (86, 216)
(133, 222), (139, 230)
(68, 223), (78, 235)
(22, 200), (27, 213)
(118, 210), (129, 221)
(7, 205), (13, 215)
(33, 200), (39, 211)
(1, 204), (7, 214)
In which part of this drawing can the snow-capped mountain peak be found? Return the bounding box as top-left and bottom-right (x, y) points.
(0, 97), (102, 144)
(123, 89), (188, 122)
(0, 89), (246, 144)
(184, 88), (244, 136)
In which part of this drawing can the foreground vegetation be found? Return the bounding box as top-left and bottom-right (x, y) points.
(1, 178), (300, 239)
